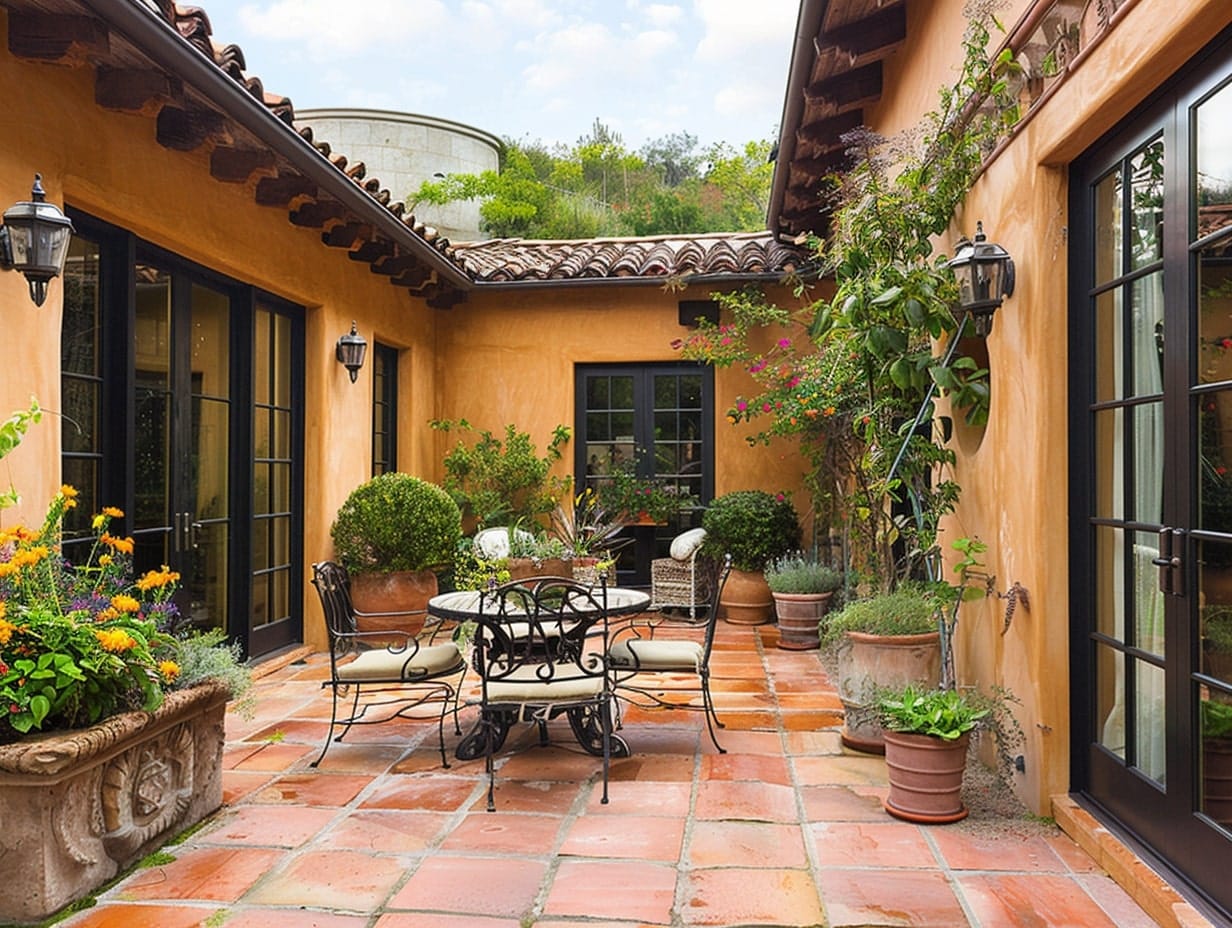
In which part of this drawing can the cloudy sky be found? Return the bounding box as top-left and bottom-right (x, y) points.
(194, 0), (801, 151)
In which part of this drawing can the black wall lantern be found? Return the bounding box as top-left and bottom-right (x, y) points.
(335, 321), (368, 383)
(0, 174), (74, 307)
(948, 221), (1015, 336)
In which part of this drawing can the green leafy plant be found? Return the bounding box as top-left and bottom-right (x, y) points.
(1203, 699), (1232, 740)
(701, 490), (801, 572)
(878, 684), (987, 740)
(821, 587), (940, 646)
(550, 488), (627, 557)
(330, 473), (462, 575)
(432, 419), (571, 528)
(0, 399), (41, 510)
(0, 487), (248, 741)
(765, 551), (843, 594)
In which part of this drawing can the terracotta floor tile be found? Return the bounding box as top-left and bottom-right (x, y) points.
(1077, 873), (1167, 928)
(542, 859), (676, 922)
(360, 774), (479, 811)
(817, 867), (968, 927)
(387, 855), (547, 916)
(59, 903), (222, 927)
(582, 778), (693, 814)
(704, 729), (784, 754)
(609, 751), (695, 781)
(559, 812), (685, 860)
(694, 779), (798, 822)
(440, 811), (564, 854)
(681, 867), (824, 926)
(688, 820), (809, 868)
(621, 703), (705, 725)
(958, 873), (1129, 927)
(1047, 831), (1103, 872)
(784, 729), (845, 755)
(469, 777), (586, 813)
(613, 723), (701, 753)
(700, 751), (791, 784)
(254, 772), (374, 806)
(713, 709), (778, 730)
(245, 848), (408, 911)
(930, 828), (1068, 872)
(781, 708), (845, 729)
(245, 717), (331, 744)
(374, 915), (522, 928)
(494, 743), (610, 781)
(201, 804), (337, 847)
(118, 847), (283, 901)
(222, 770), (276, 804)
(309, 741), (410, 774)
(794, 752), (887, 786)
(224, 910), (370, 927)
(776, 691), (843, 710)
(799, 785), (888, 822)
(810, 821), (936, 868)
(327, 809), (453, 853)
(230, 741), (316, 771)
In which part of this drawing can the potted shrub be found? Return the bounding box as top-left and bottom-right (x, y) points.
(878, 684), (987, 823)
(330, 473), (462, 640)
(822, 587), (942, 752)
(550, 490), (627, 583)
(701, 490), (801, 625)
(0, 485), (251, 922)
(765, 551), (843, 650)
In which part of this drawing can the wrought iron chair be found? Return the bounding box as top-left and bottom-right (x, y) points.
(649, 527), (710, 619)
(609, 553), (732, 752)
(310, 561), (466, 768)
(471, 575), (618, 811)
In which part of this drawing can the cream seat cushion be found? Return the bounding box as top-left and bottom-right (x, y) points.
(485, 662), (605, 702)
(669, 528), (707, 561)
(608, 638), (704, 671)
(336, 642), (463, 681)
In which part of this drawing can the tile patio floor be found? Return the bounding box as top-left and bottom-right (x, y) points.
(59, 620), (1167, 928)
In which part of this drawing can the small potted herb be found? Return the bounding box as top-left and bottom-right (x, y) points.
(765, 551), (842, 650)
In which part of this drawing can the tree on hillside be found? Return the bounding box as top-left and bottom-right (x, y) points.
(407, 122), (775, 239)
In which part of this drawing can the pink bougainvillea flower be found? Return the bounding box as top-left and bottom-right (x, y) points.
(778, 338), (791, 348)
(737, 399), (748, 412)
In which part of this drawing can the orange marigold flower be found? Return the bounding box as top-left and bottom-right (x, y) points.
(95, 628), (137, 652)
(60, 485), (78, 499)
(0, 617), (15, 646)
(110, 594), (141, 613)
(95, 607), (119, 622)
(102, 506), (123, 519)
(10, 547), (48, 568)
(159, 660), (180, 683)
(0, 563), (16, 579)
(100, 533), (135, 555)
(136, 566), (179, 591)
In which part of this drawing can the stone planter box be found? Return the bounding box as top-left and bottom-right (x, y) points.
(0, 681), (229, 924)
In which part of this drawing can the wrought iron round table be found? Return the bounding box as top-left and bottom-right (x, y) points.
(427, 584), (650, 760)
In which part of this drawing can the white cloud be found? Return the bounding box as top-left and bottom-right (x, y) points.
(693, 0), (796, 62)
(237, 0), (450, 55)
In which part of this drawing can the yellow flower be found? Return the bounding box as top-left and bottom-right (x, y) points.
(98, 554), (113, 567)
(110, 594), (141, 613)
(0, 617), (15, 646)
(100, 533), (135, 556)
(10, 547), (48, 568)
(95, 607), (119, 622)
(0, 562), (15, 579)
(159, 660), (180, 683)
(60, 485), (78, 500)
(95, 628), (137, 652)
(102, 506), (123, 519)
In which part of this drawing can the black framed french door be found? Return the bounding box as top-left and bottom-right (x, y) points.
(62, 212), (304, 659)
(574, 363), (713, 586)
(1069, 27), (1232, 917)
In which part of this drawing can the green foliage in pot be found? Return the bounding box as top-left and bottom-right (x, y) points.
(1203, 699), (1232, 741)
(701, 490), (801, 572)
(431, 419), (571, 527)
(878, 684), (987, 740)
(330, 473), (461, 575)
(765, 551), (843, 595)
(821, 587), (939, 646)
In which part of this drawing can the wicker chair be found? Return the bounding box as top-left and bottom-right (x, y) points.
(310, 561), (466, 769)
(610, 554), (732, 752)
(650, 527), (710, 618)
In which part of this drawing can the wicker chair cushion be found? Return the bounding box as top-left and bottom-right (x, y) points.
(669, 527), (707, 560)
(608, 638), (704, 671)
(336, 642), (463, 681)
(473, 527), (536, 560)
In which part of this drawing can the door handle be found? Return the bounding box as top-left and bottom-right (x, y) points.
(1156, 527), (1185, 596)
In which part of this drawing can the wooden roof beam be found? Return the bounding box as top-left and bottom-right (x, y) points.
(210, 145), (277, 184)
(811, 3), (906, 81)
(94, 67), (181, 114)
(804, 64), (883, 118)
(7, 11), (108, 62)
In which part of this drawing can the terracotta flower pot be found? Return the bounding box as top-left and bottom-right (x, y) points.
(721, 568), (774, 625)
(1203, 736), (1232, 826)
(773, 591), (834, 650)
(349, 569), (436, 644)
(505, 557), (572, 581)
(837, 631), (941, 753)
(883, 729), (970, 823)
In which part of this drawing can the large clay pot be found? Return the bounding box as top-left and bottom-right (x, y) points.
(0, 682), (229, 923)
(773, 591), (834, 650)
(837, 631), (941, 753)
(349, 569), (436, 644)
(505, 557), (572, 582)
(721, 568), (774, 625)
(883, 729), (970, 823)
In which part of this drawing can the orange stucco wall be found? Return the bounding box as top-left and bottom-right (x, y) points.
(853, 0), (1232, 813)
